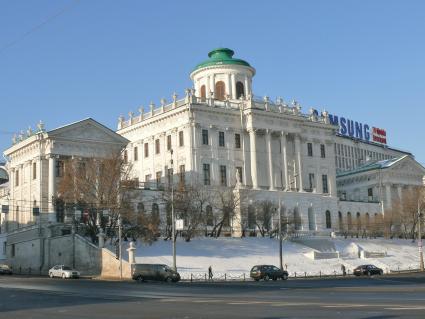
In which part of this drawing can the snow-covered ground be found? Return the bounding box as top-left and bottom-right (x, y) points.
(117, 237), (421, 280)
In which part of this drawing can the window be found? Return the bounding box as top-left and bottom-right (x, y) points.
(325, 210), (332, 229)
(15, 169), (19, 187)
(179, 165), (185, 184)
(236, 81), (244, 99)
(206, 205), (214, 226)
(248, 205), (256, 229)
(11, 244), (15, 258)
(220, 165), (227, 186)
(347, 212), (352, 231)
(134, 147), (138, 161)
(179, 131), (184, 147)
(123, 150), (128, 163)
(56, 161), (64, 178)
(156, 171), (162, 188)
(200, 85), (206, 101)
(167, 135), (172, 150)
(155, 139), (160, 154)
(322, 174), (329, 194)
(320, 144), (326, 158)
(219, 131), (225, 147)
(356, 212), (361, 231)
(151, 203), (159, 222)
(145, 174), (151, 183)
(144, 143), (149, 158)
(202, 129), (209, 145)
(308, 207), (315, 231)
(294, 207), (301, 230)
(307, 143), (313, 157)
(203, 164), (211, 185)
(236, 167), (243, 184)
(32, 162), (37, 180)
(215, 81), (226, 100)
(167, 168), (173, 187)
(235, 133), (241, 149)
(368, 188), (373, 200)
(308, 173), (315, 191)
(137, 202), (145, 214)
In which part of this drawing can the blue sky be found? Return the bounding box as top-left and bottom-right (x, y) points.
(1, 0), (424, 165)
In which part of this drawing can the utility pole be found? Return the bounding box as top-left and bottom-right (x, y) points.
(171, 149), (176, 271)
(118, 213), (123, 280)
(418, 199), (424, 272)
(278, 197), (283, 271)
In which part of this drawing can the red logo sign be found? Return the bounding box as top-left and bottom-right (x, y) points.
(372, 127), (387, 145)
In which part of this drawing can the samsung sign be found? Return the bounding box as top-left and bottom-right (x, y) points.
(329, 114), (387, 145)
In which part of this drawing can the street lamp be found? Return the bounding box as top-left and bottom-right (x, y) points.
(278, 196), (283, 271)
(170, 149), (176, 271)
(418, 176), (425, 272)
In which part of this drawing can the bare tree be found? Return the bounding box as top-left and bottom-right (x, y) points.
(55, 152), (153, 243)
(254, 200), (276, 237)
(209, 187), (241, 238)
(162, 182), (211, 242)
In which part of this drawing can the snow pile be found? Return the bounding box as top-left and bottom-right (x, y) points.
(117, 237), (421, 280)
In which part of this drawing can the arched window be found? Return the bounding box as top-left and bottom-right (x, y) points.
(137, 202), (144, 214)
(338, 211), (343, 232)
(215, 81), (226, 101)
(308, 207), (315, 231)
(166, 202), (172, 226)
(152, 203), (159, 224)
(347, 212), (352, 231)
(200, 85), (206, 101)
(206, 205), (213, 226)
(356, 212), (361, 231)
(236, 81), (244, 99)
(325, 210), (332, 229)
(294, 207), (301, 231)
(248, 205), (256, 229)
(365, 213), (370, 229)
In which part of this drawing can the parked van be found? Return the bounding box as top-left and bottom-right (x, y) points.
(132, 264), (181, 282)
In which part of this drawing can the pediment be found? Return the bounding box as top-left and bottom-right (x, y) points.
(47, 118), (128, 145)
(387, 156), (425, 176)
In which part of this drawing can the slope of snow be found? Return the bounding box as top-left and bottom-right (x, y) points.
(118, 237), (421, 280)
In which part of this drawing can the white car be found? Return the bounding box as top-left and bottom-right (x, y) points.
(49, 265), (80, 279)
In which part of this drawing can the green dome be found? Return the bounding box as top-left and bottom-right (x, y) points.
(192, 48), (251, 72)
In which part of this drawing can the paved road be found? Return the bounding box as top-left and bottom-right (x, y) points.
(1, 273), (425, 318)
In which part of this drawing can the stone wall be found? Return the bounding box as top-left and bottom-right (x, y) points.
(100, 248), (131, 279)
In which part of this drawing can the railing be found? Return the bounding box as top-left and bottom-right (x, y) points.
(118, 92), (331, 130)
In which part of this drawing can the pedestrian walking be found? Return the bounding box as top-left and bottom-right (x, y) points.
(208, 266), (213, 280)
(341, 264), (346, 276)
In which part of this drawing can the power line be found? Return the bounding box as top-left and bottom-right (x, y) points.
(0, 0), (80, 55)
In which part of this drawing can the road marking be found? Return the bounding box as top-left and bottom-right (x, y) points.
(385, 307), (425, 311)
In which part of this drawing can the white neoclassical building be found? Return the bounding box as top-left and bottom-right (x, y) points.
(1, 48), (424, 239)
(1, 119), (128, 231)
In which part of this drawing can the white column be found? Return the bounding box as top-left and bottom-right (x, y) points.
(280, 132), (289, 190)
(210, 74), (215, 98)
(249, 129), (258, 189)
(385, 184), (392, 209)
(205, 76), (210, 97)
(397, 185), (403, 203)
(48, 155), (56, 222)
(295, 135), (304, 192)
(226, 73), (232, 99)
(266, 130), (275, 190)
(244, 75), (249, 98)
(231, 73), (236, 99)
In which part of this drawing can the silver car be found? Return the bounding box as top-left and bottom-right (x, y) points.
(49, 265), (80, 279)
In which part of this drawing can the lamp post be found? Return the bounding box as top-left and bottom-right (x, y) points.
(170, 149), (176, 271)
(278, 197), (283, 271)
(118, 213), (123, 280)
(418, 200), (424, 272)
